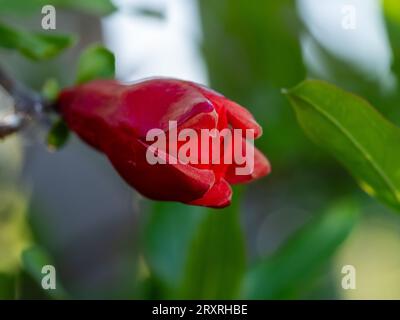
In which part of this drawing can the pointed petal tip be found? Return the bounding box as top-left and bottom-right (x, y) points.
(188, 179), (232, 208)
(224, 143), (271, 185)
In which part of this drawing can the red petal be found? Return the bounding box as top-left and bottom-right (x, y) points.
(188, 82), (263, 138)
(189, 179), (232, 208)
(225, 138), (271, 184)
(58, 80), (125, 152)
(224, 100), (262, 138)
(119, 79), (217, 138)
(105, 132), (216, 203)
(60, 79), (218, 140)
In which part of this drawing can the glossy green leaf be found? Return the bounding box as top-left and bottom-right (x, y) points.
(47, 119), (70, 151)
(0, 0), (116, 16)
(179, 191), (246, 299)
(76, 45), (115, 84)
(0, 22), (75, 60)
(143, 202), (206, 297)
(21, 246), (68, 299)
(243, 200), (359, 299)
(286, 80), (400, 212)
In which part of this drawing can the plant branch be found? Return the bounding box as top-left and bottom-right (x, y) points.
(0, 66), (46, 139)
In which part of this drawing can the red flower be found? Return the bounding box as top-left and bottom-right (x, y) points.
(57, 78), (270, 208)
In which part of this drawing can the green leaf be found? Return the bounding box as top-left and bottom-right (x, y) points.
(199, 0), (305, 90)
(54, 0), (116, 16)
(0, 190), (31, 273)
(384, 0), (400, 26)
(243, 200), (359, 299)
(0, 22), (75, 60)
(21, 246), (68, 299)
(41, 78), (60, 101)
(0, 273), (17, 299)
(285, 80), (400, 212)
(47, 119), (70, 151)
(0, 0), (116, 16)
(143, 202), (206, 297)
(76, 45), (115, 84)
(0, 0), (40, 15)
(384, 0), (400, 81)
(179, 190), (246, 299)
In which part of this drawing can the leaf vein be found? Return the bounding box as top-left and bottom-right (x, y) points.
(291, 93), (400, 203)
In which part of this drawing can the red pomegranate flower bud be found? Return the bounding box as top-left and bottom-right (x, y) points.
(57, 78), (270, 208)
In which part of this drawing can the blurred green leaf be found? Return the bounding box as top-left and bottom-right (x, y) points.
(383, 0), (400, 26)
(198, 0), (315, 170)
(0, 0), (39, 15)
(143, 202), (206, 297)
(179, 192), (246, 299)
(54, 0), (116, 16)
(199, 0), (305, 89)
(0, 190), (31, 274)
(76, 44), (115, 84)
(243, 200), (359, 299)
(0, 22), (75, 60)
(0, 273), (16, 299)
(286, 80), (400, 212)
(384, 0), (400, 81)
(41, 78), (60, 101)
(0, 0), (116, 16)
(47, 119), (70, 151)
(21, 246), (68, 299)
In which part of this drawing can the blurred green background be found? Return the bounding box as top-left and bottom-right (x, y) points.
(0, 0), (400, 299)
